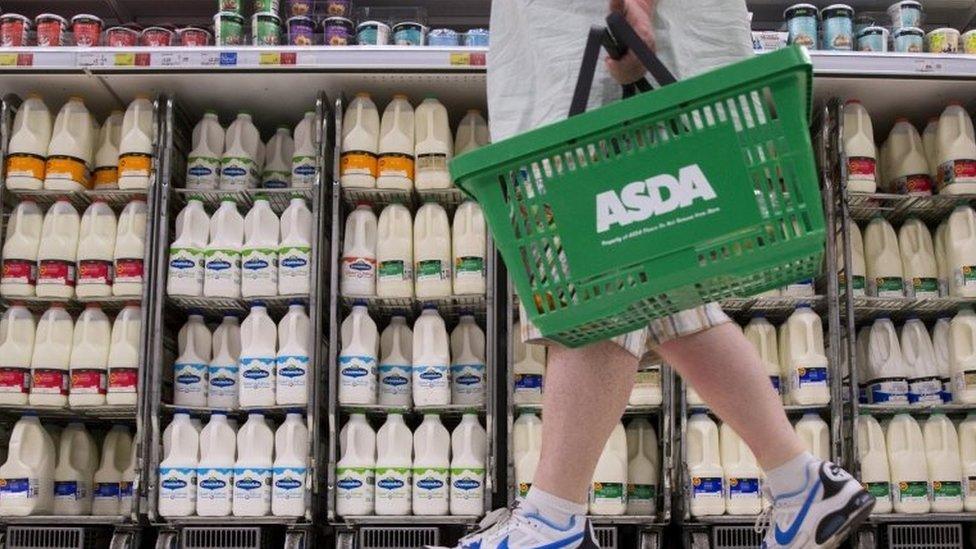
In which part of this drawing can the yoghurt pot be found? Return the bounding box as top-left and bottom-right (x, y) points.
(323, 16), (353, 45)
(287, 16), (315, 46)
(927, 27), (960, 53)
(178, 27), (211, 46)
(71, 14), (102, 47)
(784, 4), (818, 49)
(888, 1), (923, 30)
(465, 28), (489, 47)
(215, 12), (245, 45)
(253, 0), (280, 14)
(821, 4), (854, 51)
(963, 30), (976, 54)
(141, 26), (174, 47)
(893, 26), (924, 53)
(356, 21), (390, 45)
(252, 12), (282, 46)
(393, 21), (426, 46)
(853, 16), (876, 37)
(0, 14), (31, 47)
(287, 0), (313, 17)
(105, 26), (139, 47)
(856, 26), (889, 52)
(428, 28), (459, 47)
(220, 0), (244, 14)
(326, 0), (351, 17)
(34, 13), (67, 47)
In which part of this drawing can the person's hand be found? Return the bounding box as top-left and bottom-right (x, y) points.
(606, 0), (656, 85)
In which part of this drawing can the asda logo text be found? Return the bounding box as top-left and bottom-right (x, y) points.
(595, 164), (717, 234)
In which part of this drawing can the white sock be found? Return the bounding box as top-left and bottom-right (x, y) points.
(765, 452), (817, 499)
(524, 487), (588, 529)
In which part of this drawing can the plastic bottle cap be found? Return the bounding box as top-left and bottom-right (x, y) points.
(251, 300), (267, 308)
(845, 99), (861, 105)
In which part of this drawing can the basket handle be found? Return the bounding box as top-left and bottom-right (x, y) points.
(569, 12), (678, 117)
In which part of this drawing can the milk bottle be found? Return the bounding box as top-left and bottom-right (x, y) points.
(936, 103), (976, 194)
(450, 414), (486, 516)
(44, 97), (94, 191)
(276, 304), (310, 405)
(36, 199), (80, 299)
(197, 413), (236, 516)
(238, 304), (277, 408)
(92, 425), (132, 515)
(6, 94), (52, 190)
(93, 111), (123, 189)
(413, 307), (451, 406)
(342, 205), (378, 296)
(167, 199), (209, 297)
(933, 317), (954, 402)
(278, 198), (312, 296)
(158, 413), (198, 517)
(88, 117), (100, 177)
(220, 113), (261, 190)
(379, 316), (412, 407)
(377, 95), (415, 190)
(1, 201), (42, 297)
(898, 218), (939, 298)
(455, 110), (490, 155)
(262, 127), (294, 189)
(374, 413), (412, 516)
(187, 111), (225, 190)
(515, 414), (542, 498)
(687, 412), (725, 516)
(117, 96), (154, 190)
(233, 413), (273, 516)
(452, 201), (486, 295)
(794, 413), (830, 461)
(52, 422), (96, 515)
(0, 306), (35, 404)
(29, 305), (73, 407)
(451, 316), (486, 406)
(76, 201), (117, 298)
(866, 317), (910, 405)
(884, 119), (933, 195)
(745, 315), (781, 396)
(923, 117), (940, 178)
(339, 303), (378, 405)
(0, 414), (55, 516)
(887, 415), (930, 514)
(204, 200), (244, 298)
(936, 220), (950, 296)
(208, 315), (240, 409)
(113, 200), (147, 297)
(855, 413), (892, 514)
(272, 413), (308, 517)
(626, 419), (658, 516)
(590, 422), (627, 516)
(780, 305), (830, 405)
(341, 93), (380, 189)
(951, 308), (976, 403)
(68, 305), (111, 407)
(630, 358), (663, 406)
(413, 414), (450, 515)
(864, 217), (904, 298)
(336, 413), (375, 516)
(376, 204), (414, 298)
(513, 321), (546, 405)
(241, 197), (280, 298)
(720, 423), (762, 515)
(174, 313), (210, 408)
(513, 412), (542, 469)
(414, 98), (453, 190)
(924, 414), (965, 512)
(843, 100), (878, 193)
(291, 111), (317, 189)
(946, 205), (976, 298)
(958, 413), (976, 511)
(900, 318), (942, 405)
(180, 314), (212, 363)
(107, 305), (141, 405)
(414, 203), (452, 299)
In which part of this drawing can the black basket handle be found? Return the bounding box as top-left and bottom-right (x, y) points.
(569, 11), (678, 117)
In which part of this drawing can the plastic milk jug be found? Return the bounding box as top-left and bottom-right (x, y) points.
(93, 111), (123, 189)
(241, 198), (279, 297)
(341, 205), (377, 296)
(378, 316), (412, 407)
(158, 413), (198, 517)
(794, 413), (830, 461)
(376, 204), (413, 298)
(91, 425), (131, 515)
(590, 422), (627, 516)
(278, 198), (312, 296)
(272, 413), (308, 517)
(687, 413), (725, 516)
(516, 415), (542, 499)
(233, 413), (273, 516)
(374, 413), (412, 516)
(864, 217), (904, 298)
(626, 419), (658, 516)
(76, 201), (117, 298)
(933, 318), (954, 402)
(238, 304), (277, 407)
(630, 358), (663, 407)
(262, 127), (293, 189)
(341, 93), (380, 189)
(838, 222), (866, 297)
(68, 305), (111, 407)
(174, 314), (210, 408)
(117, 96), (153, 189)
(866, 318), (911, 405)
(36, 199), (80, 299)
(878, 132), (893, 191)
(843, 100), (878, 193)
(220, 113), (261, 190)
(339, 303), (378, 405)
(924, 414), (964, 512)
(514, 412), (542, 469)
(113, 200), (147, 297)
(414, 203), (452, 299)
(187, 111), (225, 190)
(44, 97), (94, 191)
(899, 218), (939, 298)
(413, 307), (451, 406)
(1, 201), (42, 297)
(951, 308), (976, 403)
(745, 315), (782, 396)
(291, 111), (317, 188)
(452, 201), (486, 295)
(377, 95), (415, 190)
(780, 305), (830, 405)
(28, 305), (72, 407)
(208, 316), (240, 409)
(856, 414), (892, 513)
(887, 413), (930, 513)
(958, 413), (976, 511)
(513, 320), (546, 405)
(936, 220), (950, 296)
(0, 414), (55, 515)
(204, 200), (244, 298)
(336, 413), (375, 516)
(87, 116), (100, 176)
(167, 199), (209, 297)
(276, 304), (310, 405)
(413, 414), (450, 516)
(450, 414), (486, 516)
(455, 110), (490, 155)
(107, 305), (141, 405)
(936, 103), (976, 194)
(213, 315), (241, 373)
(0, 306), (35, 404)
(923, 118), (940, 178)
(884, 119), (933, 195)
(720, 423), (761, 515)
(197, 413), (236, 516)
(451, 315), (485, 406)
(946, 206), (976, 298)
(179, 314), (212, 363)
(901, 318), (942, 405)
(53, 423), (96, 515)
(5, 94), (52, 190)
(414, 97), (453, 190)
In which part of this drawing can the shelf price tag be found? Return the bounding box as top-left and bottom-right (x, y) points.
(0, 53), (18, 66)
(77, 52), (110, 67)
(449, 52), (486, 66)
(259, 52), (281, 65)
(114, 53), (135, 66)
(914, 59), (945, 73)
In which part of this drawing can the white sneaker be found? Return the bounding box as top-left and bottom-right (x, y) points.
(757, 460), (875, 549)
(430, 501), (599, 549)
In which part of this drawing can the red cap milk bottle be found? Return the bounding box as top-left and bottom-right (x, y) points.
(413, 414), (450, 516)
(958, 413), (976, 511)
(454, 110), (489, 156)
(898, 217), (938, 299)
(856, 413), (892, 513)
(924, 413), (964, 512)
(377, 95), (415, 191)
(76, 200), (118, 298)
(167, 198), (210, 297)
(0, 306), (35, 405)
(720, 423), (761, 516)
(52, 422), (97, 515)
(374, 413), (412, 516)
(186, 112), (225, 190)
(452, 201), (486, 296)
(866, 317), (910, 405)
(118, 96), (153, 190)
(379, 316), (412, 407)
(5, 94), (52, 190)
(233, 412), (274, 516)
(291, 111), (317, 189)
(449, 414), (486, 516)
(512, 320), (545, 405)
(376, 203), (413, 298)
(450, 315), (485, 406)
(883, 119), (933, 195)
(687, 412), (725, 517)
(923, 117), (940, 179)
(842, 100), (878, 193)
(278, 197), (312, 296)
(113, 199), (147, 297)
(781, 305), (830, 405)
(626, 418), (658, 516)
(44, 97), (95, 191)
(794, 413), (830, 461)
(262, 127), (293, 189)
(241, 197), (280, 298)
(208, 316), (241, 409)
(336, 413), (375, 516)
(197, 412), (236, 516)
(92, 111), (123, 190)
(36, 199), (80, 299)
(28, 305), (73, 407)
(173, 314), (210, 408)
(341, 205), (377, 296)
(414, 97), (452, 190)
(107, 305), (141, 406)
(414, 203), (452, 299)
(238, 303), (277, 407)
(158, 412), (198, 517)
(92, 425), (132, 515)
(338, 302), (377, 406)
(413, 306), (450, 406)
(276, 303), (310, 405)
(68, 304), (111, 407)
(204, 199), (244, 298)
(589, 421), (627, 516)
(1, 201), (43, 298)
(932, 318), (953, 402)
(864, 216), (904, 298)
(936, 103), (976, 194)
(340, 93), (379, 189)
(946, 205), (976, 297)
(272, 412), (309, 516)
(886, 414), (930, 513)
(950, 308), (976, 403)
(0, 414), (55, 516)
(900, 318), (943, 405)
(219, 113), (261, 191)
(745, 315), (782, 398)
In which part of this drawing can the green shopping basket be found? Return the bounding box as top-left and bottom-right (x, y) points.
(451, 13), (825, 348)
